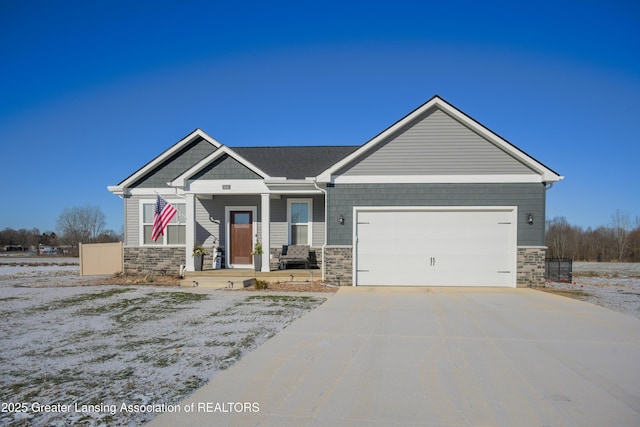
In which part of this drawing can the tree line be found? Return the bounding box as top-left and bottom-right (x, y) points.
(546, 210), (640, 262)
(1, 206), (122, 255)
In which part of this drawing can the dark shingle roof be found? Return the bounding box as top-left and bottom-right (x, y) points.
(233, 146), (359, 179)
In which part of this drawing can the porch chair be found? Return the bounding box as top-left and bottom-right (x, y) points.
(278, 245), (310, 270)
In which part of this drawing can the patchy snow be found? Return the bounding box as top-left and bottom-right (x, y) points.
(0, 261), (327, 426)
(544, 262), (640, 320)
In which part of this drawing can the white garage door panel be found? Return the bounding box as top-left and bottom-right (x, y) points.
(355, 209), (516, 287)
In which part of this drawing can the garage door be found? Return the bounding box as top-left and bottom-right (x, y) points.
(354, 207), (517, 287)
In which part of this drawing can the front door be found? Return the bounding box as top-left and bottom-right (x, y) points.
(230, 211), (253, 265)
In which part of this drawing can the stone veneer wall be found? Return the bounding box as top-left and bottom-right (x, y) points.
(124, 247), (186, 276)
(324, 246), (353, 286)
(517, 247), (547, 287)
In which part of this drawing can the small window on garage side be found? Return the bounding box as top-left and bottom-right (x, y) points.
(141, 200), (186, 245)
(287, 198), (312, 245)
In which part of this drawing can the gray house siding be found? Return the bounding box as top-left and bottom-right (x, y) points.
(124, 195), (190, 247)
(191, 154), (262, 180)
(196, 194), (262, 249)
(129, 137), (217, 188)
(270, 197), (287, 246)
(260, 195), (325, 248)
(327, 183), (546, 246)
(337, 109), (535, 176)
(195, 198), (221, 249)
(124, 196), (139, 247)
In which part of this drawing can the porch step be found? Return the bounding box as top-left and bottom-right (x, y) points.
(179, 276), (255, 289)
(182, 268), (320, 288)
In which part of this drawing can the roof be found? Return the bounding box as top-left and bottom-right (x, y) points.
(233, 146), (359, 179)
(109, 95), (562, 194)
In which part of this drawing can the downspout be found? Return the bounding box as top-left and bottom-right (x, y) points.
(313, 179), (327, 283)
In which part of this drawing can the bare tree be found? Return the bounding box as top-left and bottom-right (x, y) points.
(545, 216), (576, 259)
(610, 209), (632, 261)
(56, 205), (106, 251)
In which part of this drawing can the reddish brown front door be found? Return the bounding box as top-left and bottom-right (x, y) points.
(230, 211), (253, 265)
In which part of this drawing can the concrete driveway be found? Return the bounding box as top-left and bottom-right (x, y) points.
(148, 287), (640, 426)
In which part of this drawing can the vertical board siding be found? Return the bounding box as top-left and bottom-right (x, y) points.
(327, 183), (545, 246)
(338, 109), (535, 176)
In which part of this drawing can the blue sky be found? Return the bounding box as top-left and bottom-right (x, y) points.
(1, 0), (639, 233)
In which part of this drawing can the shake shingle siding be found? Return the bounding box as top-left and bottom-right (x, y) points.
(192, 154), (262, 180)
(327, 183), (545, 246)
(129, 137), (217, 188)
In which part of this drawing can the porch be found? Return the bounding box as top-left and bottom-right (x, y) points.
(180, 267), (322, 288)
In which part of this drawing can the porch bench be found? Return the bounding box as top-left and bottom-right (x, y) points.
(278, 245), (310, 270)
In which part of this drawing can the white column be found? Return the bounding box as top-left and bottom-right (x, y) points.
(185, 193), (195, 271)
(260, 193), (271, 272)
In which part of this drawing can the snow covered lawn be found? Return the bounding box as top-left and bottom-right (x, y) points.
(0, 260), (327, 426)
(543, 262), (640, 320)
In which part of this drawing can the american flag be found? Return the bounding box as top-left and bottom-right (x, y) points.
(151, 195), (178, 242)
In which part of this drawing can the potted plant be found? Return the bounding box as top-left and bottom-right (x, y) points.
(192, 243), (207, 271)
(251, 241), (263, 272)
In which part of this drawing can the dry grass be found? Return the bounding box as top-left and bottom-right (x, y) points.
(90, 274), (338, 293)
(245, 280), (338, 293)
(537, 288), (591, 299)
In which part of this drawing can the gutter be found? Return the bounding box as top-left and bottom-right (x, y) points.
(313, 179), (327, 283)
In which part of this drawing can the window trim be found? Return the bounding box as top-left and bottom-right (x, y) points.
(139, 199), (186, 246)
(287, 198), (313, 246)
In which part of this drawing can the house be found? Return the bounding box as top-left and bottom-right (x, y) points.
(108, 95), (562, 287)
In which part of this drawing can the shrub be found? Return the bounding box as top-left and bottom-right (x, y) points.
(254, 279), (268, 290)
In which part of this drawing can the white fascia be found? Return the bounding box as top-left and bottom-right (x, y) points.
(187, 179), (270, 194)
(108, 128), (222, 194)
(333, 174), (545, 184)
(127, 188), (186, 196)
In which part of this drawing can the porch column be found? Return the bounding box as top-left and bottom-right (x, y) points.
(260, 193), (270, 272)
(185, 193), (195, 271)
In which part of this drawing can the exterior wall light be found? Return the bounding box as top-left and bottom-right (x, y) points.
(338, 214), (345, 225)
(527, 214), (534, 225)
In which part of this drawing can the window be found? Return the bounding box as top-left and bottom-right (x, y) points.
(287, 199), (312, 245)
(141, 200), (186, 245)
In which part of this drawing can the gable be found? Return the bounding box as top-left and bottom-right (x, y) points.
(129, 137), (217, 188)
(337, 108), (535, 177)
(319, 96), (562, 184)
(190, 153), (262, 180)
